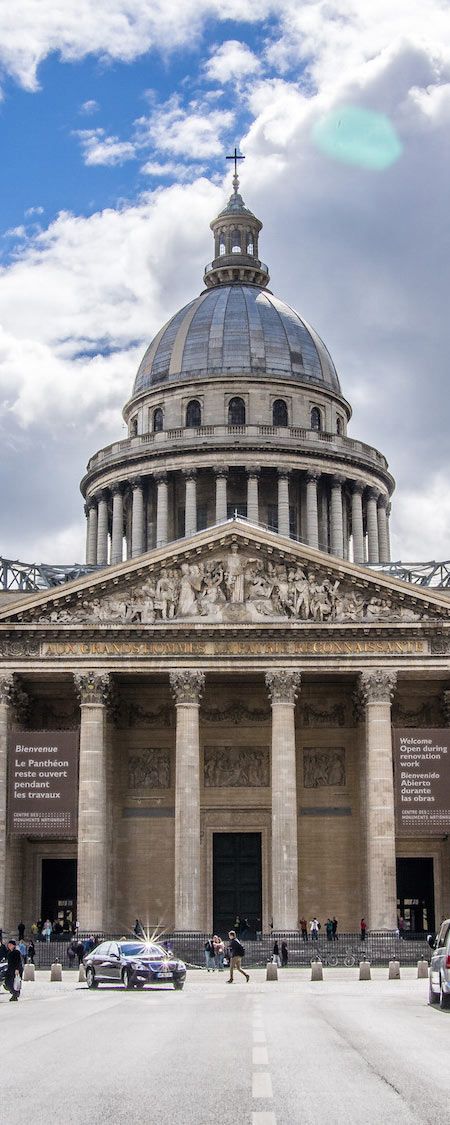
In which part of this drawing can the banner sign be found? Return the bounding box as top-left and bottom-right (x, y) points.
(393, 729), (450, 836)
(8, 731), (79, 837)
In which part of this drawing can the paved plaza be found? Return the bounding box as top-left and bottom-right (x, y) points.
(0, 969), (449, 1124)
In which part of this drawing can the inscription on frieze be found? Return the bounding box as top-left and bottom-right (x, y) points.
(204, 745), (270, 787)
(303, 747), (346, 788)
(128, 748), (171, 790)
(39, 638), (429, 658)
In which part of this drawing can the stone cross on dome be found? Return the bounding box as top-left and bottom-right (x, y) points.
(226, 147), (245, 193)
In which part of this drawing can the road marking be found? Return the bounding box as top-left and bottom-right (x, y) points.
(253, 1046), (269, 1065)
(252, 1026), (266, 1043)
(252, 1073), (273, 1099)
(252, 1115), (276, 1125)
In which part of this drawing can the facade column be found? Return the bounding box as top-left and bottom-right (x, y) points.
(359, 670), (397, 931)
(110, 484), (124, 566)
(351, 482), (365, 565)
(265, 669), (301, 930)
(184, 470), (197, 538)
(155, 472), (169, 547)
(0, 675), (14, 929)
(305, 470), (320, 549)
(330, 475), (344, 558)
(86, 501), (98, 565)
(74, 672), (110, 931)
(215, 469), (228, 523)
(377, 496), (390, 563)
(247, 469), (260, 525)
(277, 471), (290, 538)
(131, 477), (145, 557)
(366, 488), (380, 564)
(170, 670), (205, 930)
(96, 491), (109, 567)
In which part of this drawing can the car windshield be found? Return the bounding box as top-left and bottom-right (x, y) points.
(119, 942), (167, 958)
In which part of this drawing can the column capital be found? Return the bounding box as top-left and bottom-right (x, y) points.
(214, 466), (229, 480)
(155, 471), (168, 485)
(266, 670), (301, 705)
(111, 481), (124, 497)
(366, 486), (380, 502)
(85, 497), (96, 512)
(183, 468), (197, 481)
(331, 474), (346, 488)
(131, 476), (143, 492)
(377, 493), (389, 510)
(359, 669), (397, 704)
(277, 469), (290, 481)
(351, 480), (364, 496)
(96, 488), (109, 502)
(170, 670), (205, 705)
(306, 468), (321, 483)
(74, 671), (111, 706)
(247, 465), (261, 480)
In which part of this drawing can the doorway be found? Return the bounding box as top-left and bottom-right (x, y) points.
(41, 858), (77, 931)
(213, 832), (262, 938)
(396, 857), (435, 933)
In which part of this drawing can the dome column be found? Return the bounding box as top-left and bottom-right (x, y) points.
(214, 469), (228, 523)
(155, 473), (168, 548)
(377, 496), (390, 563)
(366, 488), (380, 564)
(110, 484), (124, 566)
(131, 477), (145, 557)
(278, 471), (290, 538)
(351, 482), (365, 565)
(330, 475), (345, 558)
(85, 501), (98, 565)
(306, 470), (320, 549)
(184, 470), (197, 538)
(247, 468), (260, 525)
(96, 491), (109, 567)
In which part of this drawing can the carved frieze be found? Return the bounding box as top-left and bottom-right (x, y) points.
(128, 748), (171, 790)
(204, 745), (270, 787)
(202, 701), (270, 724)
(303, 747), (346, 789)
(0, 636), (40, 657)
(300, 702), (346, 727)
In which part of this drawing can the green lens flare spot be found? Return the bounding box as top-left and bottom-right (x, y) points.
(312, 106), (402, 170)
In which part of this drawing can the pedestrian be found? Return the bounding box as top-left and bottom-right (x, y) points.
(360, 918), (367, 941)
(233, 915), (241, 935)
(0, 937), (8, 962)
(212, 935), (224, 971)
(326, 918), (333, 941)
(299, 917), (308, 942)
(204, 936), (215, 971)
(310, 917), (320, 941)
(226, 931), (249, 983)
(332, 917), (338, 941)
(27, 940), (35, 964)
(281, 941), (288, 967)
(75, 940), (84, 967)
(42, 919), (52, 943)
(398, 916), (405, 939)
(272, 940), (281, 967)
(18, 938), (27, 961)
(4, 939), (23, 1001)
(67, 941), (76, 967)
(17, 922), (25, 941)
(133, 918), (144, 938)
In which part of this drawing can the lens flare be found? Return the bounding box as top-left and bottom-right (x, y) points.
(312, 106), (402, 170)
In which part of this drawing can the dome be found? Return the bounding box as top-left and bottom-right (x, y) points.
(133, 284), (341, 396)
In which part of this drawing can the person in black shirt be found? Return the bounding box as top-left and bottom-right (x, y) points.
(5, 940), (23, 1001)
(226, 931), (249, 983)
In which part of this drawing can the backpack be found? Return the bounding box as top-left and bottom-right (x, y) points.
(233, 939), (245, 957)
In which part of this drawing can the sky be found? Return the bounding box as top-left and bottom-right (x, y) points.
(0, 0), (449, 566)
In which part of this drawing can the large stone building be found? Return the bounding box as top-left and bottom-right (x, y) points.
(1, 175), (449, 937)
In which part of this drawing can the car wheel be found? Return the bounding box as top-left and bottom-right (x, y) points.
(429, 978), (439, 1005)
(122, 969), (134, 990)
(439, 979), (450, 1010)
(173, 981), (184, 990)
(86, 967), (98, 990)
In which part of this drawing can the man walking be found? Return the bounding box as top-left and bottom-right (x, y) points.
(5, 939), (23, 1001)
(226, 931), (249, 983)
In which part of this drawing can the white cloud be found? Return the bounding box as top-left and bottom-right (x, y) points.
(205, 39), (261, 83)
(24, 205), (44, 217)
(141, 159), (206, 180)
(80, 98), (99, 114)
(140, 98), (234, 158)
(74, 127), (136, 166)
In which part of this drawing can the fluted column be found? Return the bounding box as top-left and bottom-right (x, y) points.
(86, 501), (98, 565)
(351, 482), (365, 565)
(170, 670), (205, 930)
(131, 477), (145, 557)
(247, 469), (260, 524)
(265, 670), (301, 929)
(306, 470), (320, 549)
(110, 484), (124, 566)
(386, 503), (392, 560)
(215, 469), (228, 523)
(74, 672), (110, 931)
(184, 470), (197, 538)
(366, 488), (380, 564)
(330, 475), (344, 558)
(156, 472), (168, 547)
(96, 491), (109, 567)
(377, 496), (390, 563)
(359, 670), (397, 931)
(0, 675), (14, 928)
(277, 471), (290, 538)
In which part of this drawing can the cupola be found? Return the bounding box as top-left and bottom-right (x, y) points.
(203, 166), (270, 289)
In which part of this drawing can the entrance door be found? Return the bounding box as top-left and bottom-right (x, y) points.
(41, 859), (77, 931)
(213, 833), (262, 937)
(396, 857), (435, 933)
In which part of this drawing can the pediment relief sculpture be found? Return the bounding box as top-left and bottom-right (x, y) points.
(303, 747), (346, 789)
(31, 543), (437, 626)
(204, 745), (270, 787)
(128, 748), (171, 790)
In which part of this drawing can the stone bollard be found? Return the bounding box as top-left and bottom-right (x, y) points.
(417, 959), (429, 979)
(311, 961), (323, 981)
(50, 961), (62, 982)
(78, 964), (86, 983)
(359, 961), (371, 980)
(388, 960), (400, 980)
(266, 961), (278, 981)
(23, 963), (35, 981)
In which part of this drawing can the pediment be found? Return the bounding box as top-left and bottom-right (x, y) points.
(1, 521), (449, 629)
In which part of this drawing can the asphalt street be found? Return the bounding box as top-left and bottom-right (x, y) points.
(0, 968), (449, 1125)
